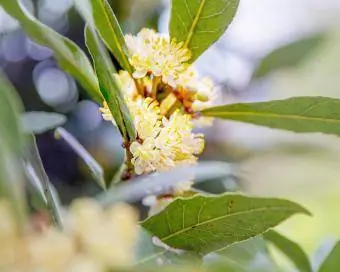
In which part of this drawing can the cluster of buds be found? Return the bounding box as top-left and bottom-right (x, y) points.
(100, 29), (216, 186)
(0, 199), (138, 271)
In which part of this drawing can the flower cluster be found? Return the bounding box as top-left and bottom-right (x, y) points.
(0, 199), (138, 271)
(100, 28), (217, 178)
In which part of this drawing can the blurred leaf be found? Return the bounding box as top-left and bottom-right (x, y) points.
(87, 0), (133, 73)
(142, 194), (310, 254)
(0, 0), (102, 102)
(169, 0), (239, 62)
(98, 161), (233, 205)
(22, 112), (66, 134)
(55, 127), (106, 190)
(83, 24), (136, 141)
(264, 230), (312, 272)
(215, 237), (275, 272)
(135, 228), (167, 266)
(318, 241), (340, 272)
(0, 73), (26, 225)
(202, 96), (340, 136)
(24, 135), (63, 226)
(253, 34), (324, 78)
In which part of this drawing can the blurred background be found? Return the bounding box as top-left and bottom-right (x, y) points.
(1, 0), (340, 268)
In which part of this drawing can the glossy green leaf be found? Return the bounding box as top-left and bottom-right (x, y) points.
(84, 25), (136, 141)
(264, 230), (312, 272)
(22, 112), (66, 134)
(55, 127), (106, 190)
(170, 0), (239, 62)
(142, 194), (310, 254)
(254, 34), (324, 78)
(202, 96), (340, 136)
(0, 0), (102, 102)
(0, 73), (26, 225)
(88, 0), (133, 73)
(318, 241), (340, 272)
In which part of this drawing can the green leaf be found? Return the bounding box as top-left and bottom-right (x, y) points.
(55, 127), (106, 190)
(142, 194), (310, 254)
(22, 112), (66, 134)
(87, 0), (133, 73)
(0, 73), (26, 226)
(84, 24), (136, 141)
(214, 237), (277, 272)
(169, 0), (239, 62)
(202, 96), (340, 136)
(24, 135), (63, 227)
(0, 0), (102, 102)
(318, 241), (340, 272)
(264, 230), (312, 272)
(135, 228), (167, 266)
(253, 34), (324, 78)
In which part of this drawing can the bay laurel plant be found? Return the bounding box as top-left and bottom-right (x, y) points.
(1, 0), (340, 271)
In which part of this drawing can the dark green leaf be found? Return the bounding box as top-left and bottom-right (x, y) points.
(264, 230), (312, 272)
(88, 0), (133, 73)
(170, 0), (239, 62)
(22, 112), (66, 134)
(202, 96), (340, 136)
(318, 241), (340, 272)
(55, 127), (106, 190)
(0, 0), (102, 102)
(84, 25), (136, 141)
(254, 34), (324, 78)
(142, 194), (310, 254)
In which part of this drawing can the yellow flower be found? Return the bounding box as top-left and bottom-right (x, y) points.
(128, 97), (162, 139)
(26, 229), (75, 271)
(125, 28), (191, 83)
(130, 138), (160, 174)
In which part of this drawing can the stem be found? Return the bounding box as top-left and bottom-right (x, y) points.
(119, 141), (135, 181)
(134, 78), (145, 96)
(151, 76), (161, 99)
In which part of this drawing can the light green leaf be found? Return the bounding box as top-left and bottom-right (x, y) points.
(213, 237), (276, 272)
(254, 34), (324, 78)
(84, 24), (136, 141)
(142, 194), (310, 254)
(0, 0), (102, 102)
(202, 96), (340, 136)
(22, 112), (66, 134)
(55, 127), (106, 190)
(135, 228), (167, 266)
(98, 161), (232, 205)
(264, 230), (312, 272)
(318, 241), (340, 272)
(170, 0), (239, 62)
(0, 73), (26, 226)
(88, 0), (133, 73)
